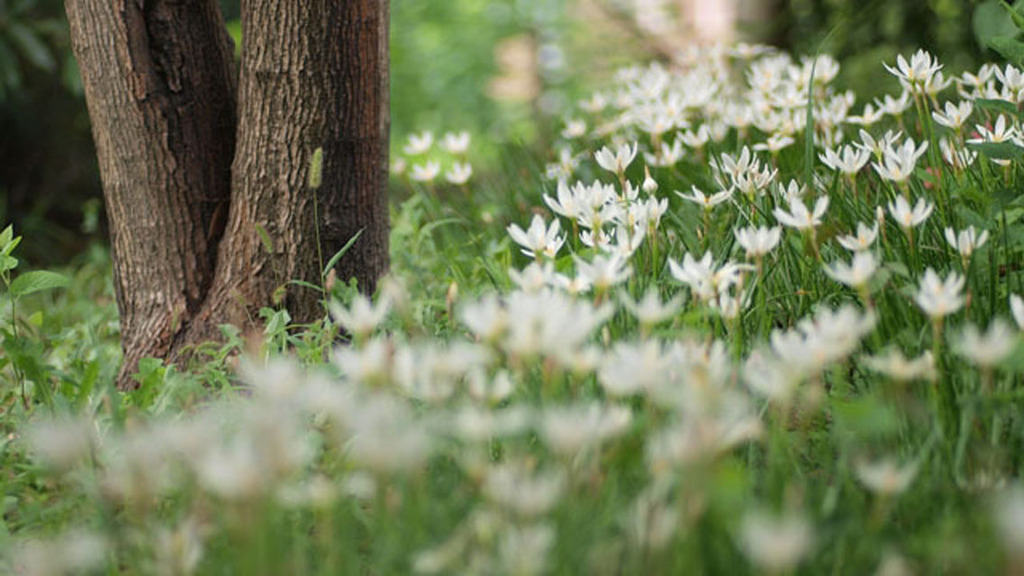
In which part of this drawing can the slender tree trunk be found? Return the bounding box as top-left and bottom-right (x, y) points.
(65, 0), (390, 389)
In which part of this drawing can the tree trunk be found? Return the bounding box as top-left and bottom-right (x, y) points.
(187, 0), (392, 343)
(65, 0), (237, 384)
(64, 0), (390, 389)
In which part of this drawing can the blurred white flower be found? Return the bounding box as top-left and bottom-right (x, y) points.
(836, 222), (879, 251)
(738, 509), (814, 573)
(595, 141), (638, 174)
(820, 144), (870, 175)
(507, 215), (564, 259)
(621, 288), (682, 327)
(440, 131), (470, 154)
(677, 185), (733, 210)
(1012, 294), (1024, 330)
(863, 350), (936, 382)
(855, 457), (919, 496)
(945, 226), (988, 261)
(955, 320), (1016, 369)
(404, 131), (434, 155)
(773, 195), (829, 231)
(915, 268), (965, 319)
(330, 293), (390, 339)
(734, 225), (782, 259)
(445, 162), (473, 185)
(824, 251), (878, 289)
(540, 402), (632, 457)
(410, 160), (441, 182)
(484, 462), (566, 517)
(888, 196), (933, 229)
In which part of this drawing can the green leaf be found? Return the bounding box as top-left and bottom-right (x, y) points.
(989, 36), (1024, 67)
(225, 19), (242, 57)
(1001, 0), (1024, 31)
(0, 255), (17, 274)
(255, 223), (274, 254)
(7, 23), (56, 72)
(9, 270), (69, 297)
(0, 225), (12, 248)
(976, 98), (1020, 119)
(323, 229), (363, 277)
(975, 1), (1022, 49)
(969, 140), (1024, 161)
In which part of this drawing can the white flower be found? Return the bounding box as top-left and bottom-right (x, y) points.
(940, 138), (977, 168)
(945, 226), (988, 260)
(863, 349), (936, 382)
(824, 251), (878, 289)
(955, 320), (1017, 369)
(445, 162), (473, 185)
(410, 161), (441, 182)
(932, 100), (973, 130)
(915, 268), (965, 319)
(738, 510), (814, 573)
(560, 119), (586, 139)
(484, 462), (566, 517)
(855, 457), (919, 496)
(669, 252), (752, 301)
(888, 196), (933, 229)
(330, 294), (390, 338)
(595, 141), (638, 174)
(440, 131), (470, 154)
(676, 185), (733, 210)
(836, 222), (879, 251)
(874, 138), (928, 183)
(575, 253), (632, 291)
(620, 288), (681, 326)
(734, 225), (782, 259)
(974, 115), (1019, 144)
(403, 131), (434, 155)
(1012, 294), (1024, 329)
(820, 145), (870, 175)
(540, 403), (632, 456)
(507, 215), (565, 259)
(773, 195), (829, 231)
(883, 49), (943, 89)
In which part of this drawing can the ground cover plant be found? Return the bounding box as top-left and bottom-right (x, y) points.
(7, 37), (1024, 574)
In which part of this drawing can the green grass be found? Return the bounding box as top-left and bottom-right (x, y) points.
(5, 45), (1024, 575)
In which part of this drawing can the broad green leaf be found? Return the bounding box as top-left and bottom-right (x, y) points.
(0, 225), (12, 247)
(969, 140), (1024, 161)
(976, 1), (1021, 49)
(0, 255), (17, 273)
(989, 36), (1024, 68)
(9, 270), (69, 297)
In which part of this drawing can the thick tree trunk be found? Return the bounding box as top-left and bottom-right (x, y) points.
(188, 0), (391, 342)
(65, 0), (237, 385)
(65, 0), (390, 389)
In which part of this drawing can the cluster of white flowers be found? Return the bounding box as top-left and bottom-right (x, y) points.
(17, 42), (1024, 574)
(393, 130), (474, 184)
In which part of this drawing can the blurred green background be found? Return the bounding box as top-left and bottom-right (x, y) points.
(0, 0), (1017, 264)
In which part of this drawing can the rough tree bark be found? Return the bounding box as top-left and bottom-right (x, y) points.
(64, 0), (390, 389)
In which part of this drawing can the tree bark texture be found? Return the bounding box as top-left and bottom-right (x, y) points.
(64, 0), (391, 388)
